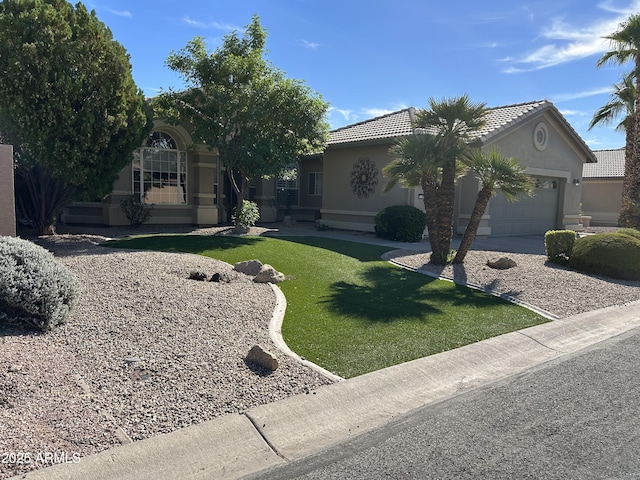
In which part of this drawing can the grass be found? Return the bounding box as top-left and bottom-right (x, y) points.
(105, 234), (549, 378)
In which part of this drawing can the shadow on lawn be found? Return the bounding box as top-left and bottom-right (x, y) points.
(320, 264), (504, 323)
(104, 233), (264, 254)
(275, 236), (391, 262)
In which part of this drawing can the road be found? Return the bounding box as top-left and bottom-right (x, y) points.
(246, 327), (640, 479)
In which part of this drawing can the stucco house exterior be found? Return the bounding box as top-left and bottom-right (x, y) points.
(312, 100), (595, 236)
(0, 143), (16, 237)
(62, 99), (594, 237)
(581, 147), (624, 226)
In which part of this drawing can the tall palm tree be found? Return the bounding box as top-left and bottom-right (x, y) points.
(452, 148), (534, 264)
(597, 14), (640, 227)
(384, 133), (463, 258)
(412, 95), (488, 264)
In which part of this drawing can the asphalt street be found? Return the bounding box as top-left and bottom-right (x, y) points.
(246, 326), (640, 480)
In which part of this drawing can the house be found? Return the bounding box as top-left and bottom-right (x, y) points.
(0, 143), (15, 237)
(311, 100), (595, 236)
(62, 100), (595, 237)
(581, 147), (625, 226)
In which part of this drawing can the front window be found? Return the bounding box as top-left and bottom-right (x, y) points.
(133, 132), (187, 204)
(276, 167), (299, 207)
(308, 172), (322, 196)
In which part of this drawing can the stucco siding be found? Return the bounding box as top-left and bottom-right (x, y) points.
(0, 144), (15, 236)
(321, 143), (412, 230)
(581, 179), (622, 226)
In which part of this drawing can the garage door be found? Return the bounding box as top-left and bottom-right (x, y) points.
(489, 177), (559, 236)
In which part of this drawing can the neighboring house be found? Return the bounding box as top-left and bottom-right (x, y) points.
(315, 100), (595, 236)
(581, 147), (625, 226)
(63, 100), (595, 236)
(0, 143), (15, 237)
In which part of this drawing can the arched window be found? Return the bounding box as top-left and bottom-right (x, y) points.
(132, 131), (187, 204)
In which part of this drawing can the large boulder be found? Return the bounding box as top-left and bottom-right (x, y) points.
(253, 264), (286, 284)
(487, 257), (517, 270)
(233, 259), (263, 276)
(245, 344), (279, 371)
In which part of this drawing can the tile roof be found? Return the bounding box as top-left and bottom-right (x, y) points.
(328, 108), (416, 145)
(328, 100), (595, 162)
(583, 148), (626, 178)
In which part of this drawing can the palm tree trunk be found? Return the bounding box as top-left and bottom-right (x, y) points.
(420, 176), (440, 258)
(453, 185), (493, 264)
(621, 55), (640, 227)
(432, 159), (456, 264)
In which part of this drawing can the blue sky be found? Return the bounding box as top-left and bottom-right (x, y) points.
(88, 0), (640, 150)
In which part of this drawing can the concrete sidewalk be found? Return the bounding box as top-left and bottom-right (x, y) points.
(18, 298), (640, 480)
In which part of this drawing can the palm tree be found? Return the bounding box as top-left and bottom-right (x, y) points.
(597, 14), (640, 227)
(452, 148), (534, 264)
(384, 133), (458, 258)
(412, 95), (488, 264)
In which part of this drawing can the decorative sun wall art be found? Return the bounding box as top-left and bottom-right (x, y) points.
(350, 157), (378, 199)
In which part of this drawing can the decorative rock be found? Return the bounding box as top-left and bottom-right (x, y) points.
(209, 272), (230, 283)
(487, 257), (517, 270)
(253, 264), (286, 284)
(233, 259), (263, 276)
(188, 271), (208, 281)
(245, 344), (279, 371)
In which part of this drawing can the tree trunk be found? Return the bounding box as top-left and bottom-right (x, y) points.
(17, 166), (70, 235)
(620, 107), (639, 227)
(432, 159), (456, 265)
(620, 56), (640, 228)
(453, 185), (493, 264)
(420, 176), (440, 259)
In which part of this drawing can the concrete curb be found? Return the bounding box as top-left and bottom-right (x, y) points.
(267, 284), (344, 383)
(244, 300), (640, 464)
(16, 301), (640, 480)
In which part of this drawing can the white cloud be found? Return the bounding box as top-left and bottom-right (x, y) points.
(106, 8), (132, 18)
(550, 87), (612, 102)
(503, 1), (640, 73)
(182, 17), (239, 31)
(298, 39), (320, 49)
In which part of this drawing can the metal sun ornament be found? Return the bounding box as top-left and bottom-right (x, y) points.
(350, 157), (378, 199)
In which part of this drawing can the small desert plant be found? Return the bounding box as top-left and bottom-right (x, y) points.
(374, 205), (427, 243)
(233, 200), (260, 229)
(545, 230), (577, 265)
(120, 195), (153, 228)
(0, 236), (79, 331)
(569, 232), (640, 280)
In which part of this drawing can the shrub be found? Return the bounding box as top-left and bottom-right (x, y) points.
(545, 230), (577, 265)
(569, 233), (640, 281)
(374, 205), (427, 243)
(0, 236), (79, 331)
(233, 200), (260, 228)
(120, 195), (153, 228)
(617, 228), (640, 241)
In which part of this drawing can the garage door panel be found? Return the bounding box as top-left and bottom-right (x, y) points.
(489, 177), (559, 235)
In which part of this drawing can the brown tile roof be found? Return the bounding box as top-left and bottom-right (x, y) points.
(329, 108), (416, 145)
(328, 100), (595, 162)
(584, 148), (625, 178)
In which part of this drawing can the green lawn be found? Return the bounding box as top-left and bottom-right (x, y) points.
(105, 234), (548, 378)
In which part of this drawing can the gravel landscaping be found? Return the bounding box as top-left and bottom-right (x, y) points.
(1, 224), (639, 478)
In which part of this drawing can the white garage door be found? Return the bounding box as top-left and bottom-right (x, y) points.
(489, 177), (560, 236)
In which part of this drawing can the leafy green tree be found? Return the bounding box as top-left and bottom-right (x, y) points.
(154, 15), (329, 227)
(597, 14), (640, 227)
(452, 148), (533, 264)
(406, 95), (488, 264)
(0, 0), (150, 234)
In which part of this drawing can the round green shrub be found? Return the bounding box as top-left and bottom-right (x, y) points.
(569, 233), (640, 281)
(544, 229), (577, 265)
(0, 236), (80, 331)
(617, 228), (640, 241)
(374, 205), (427, 243)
